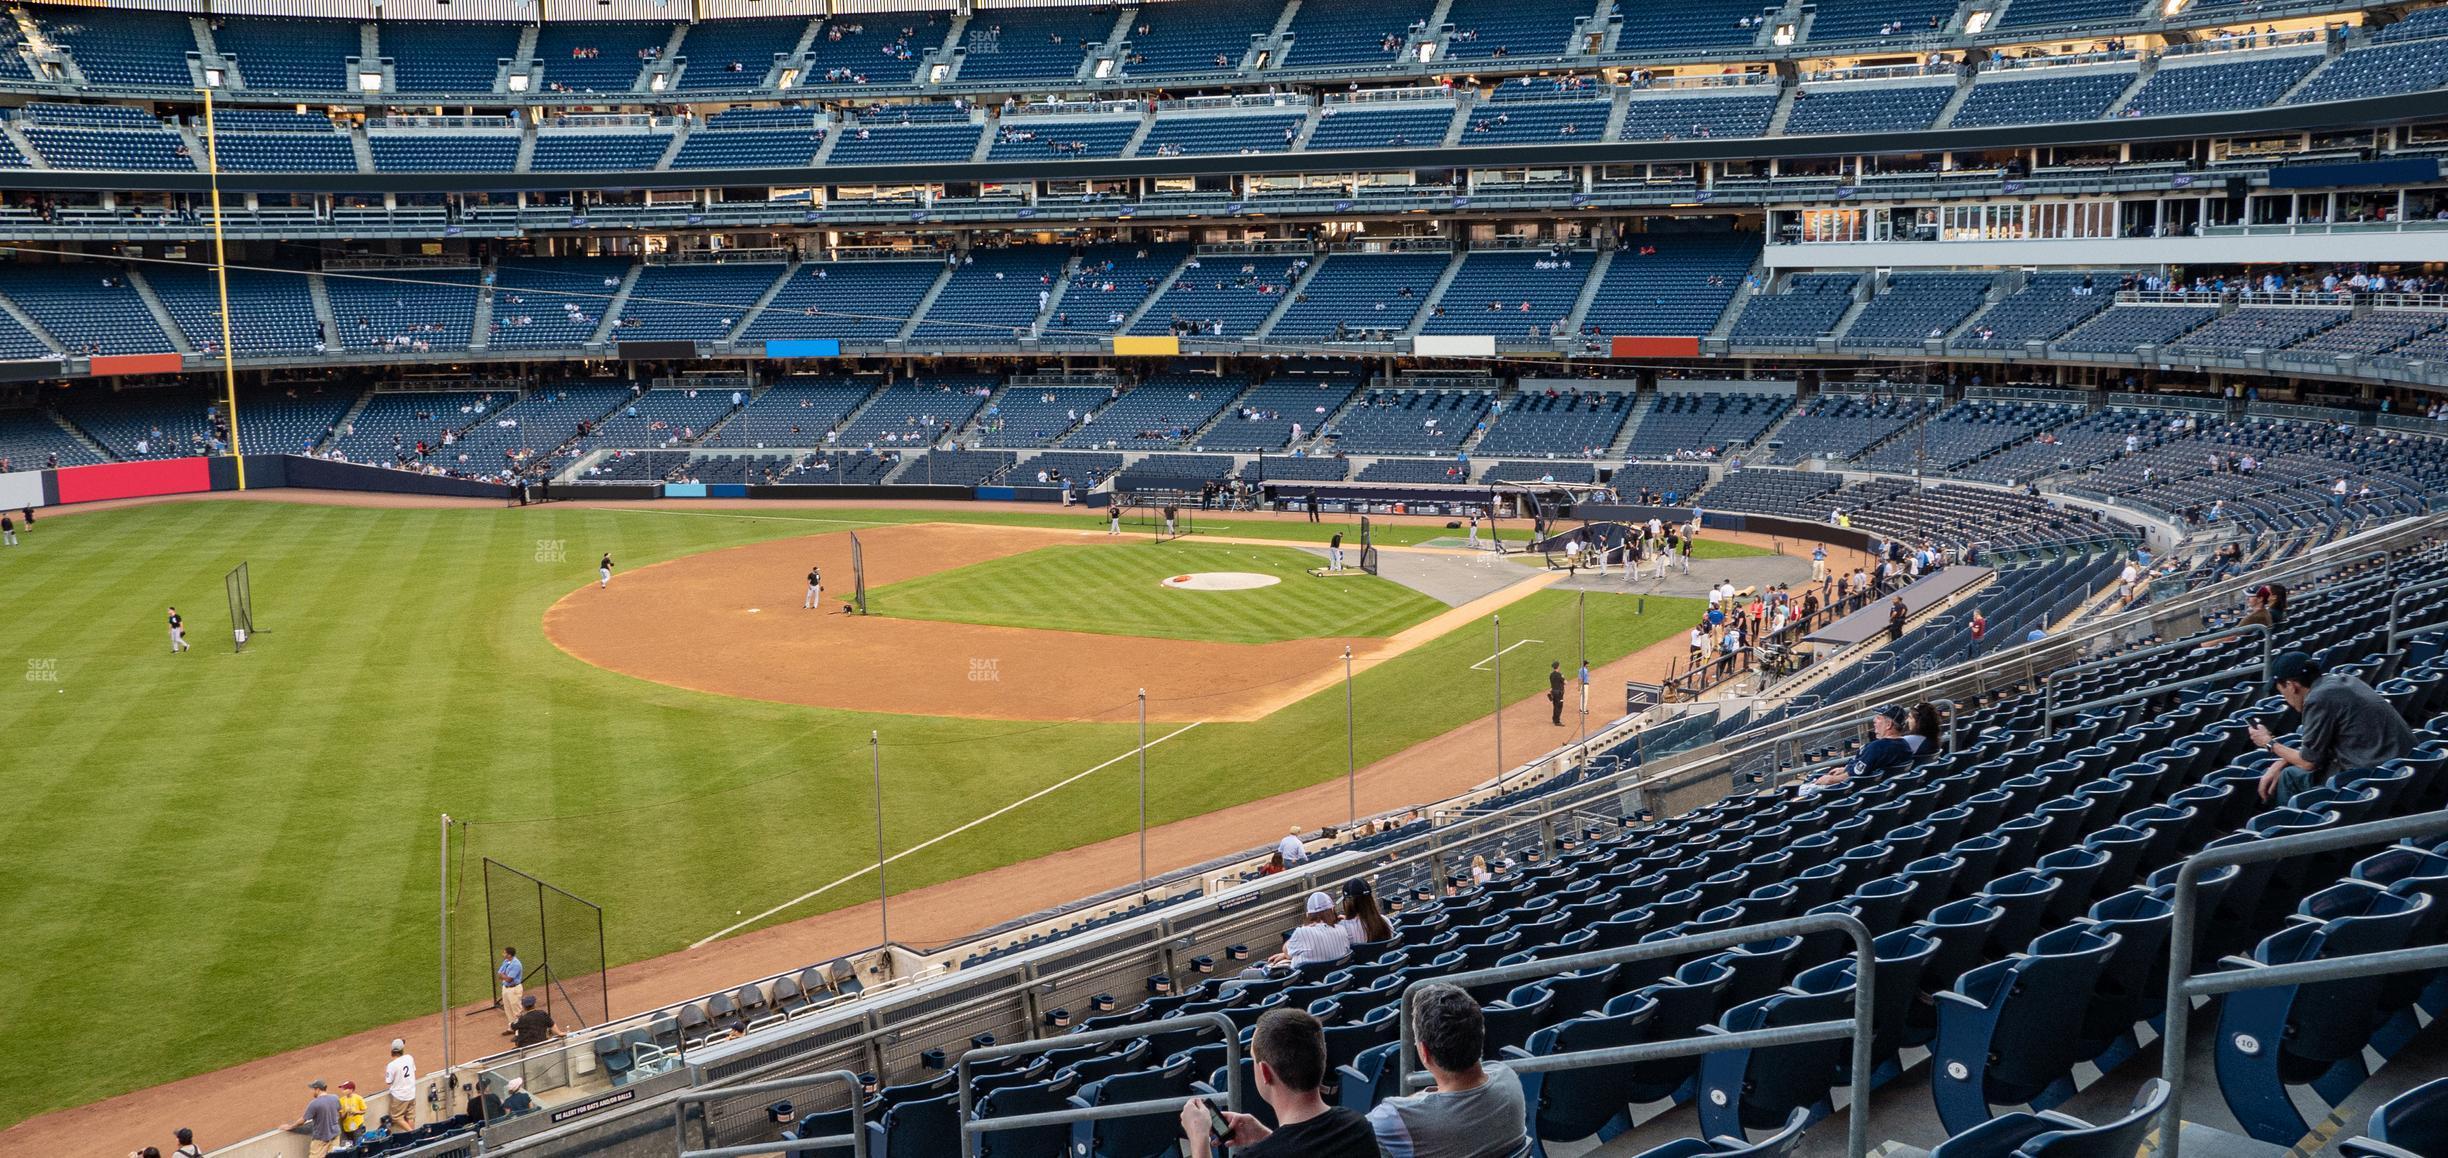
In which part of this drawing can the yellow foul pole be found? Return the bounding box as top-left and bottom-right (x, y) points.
(200, 86), (246, 489)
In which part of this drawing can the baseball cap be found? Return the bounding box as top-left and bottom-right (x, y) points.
(339, 1081), (356, 1091)
(1342, 877), (1373, 900)
(521, 994), (538, 1008)
(309, 1080), (328, 1090)
(1305, 891), (1335, 915)
(390, 1039), (406, 1053)
(2271, 650), (2323, 687)
(1872, 705), (1907, 728)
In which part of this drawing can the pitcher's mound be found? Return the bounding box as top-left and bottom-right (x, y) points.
(1163, 572), (1282, 591)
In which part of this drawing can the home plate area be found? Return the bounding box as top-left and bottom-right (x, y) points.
(1161, 572), (1282, 590)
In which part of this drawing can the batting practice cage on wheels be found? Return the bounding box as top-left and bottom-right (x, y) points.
(850, 530), (869, 614)
(1359, 516), (1380, 575)
(481, 858), (610, 1031)
(225, 561), (255, 652)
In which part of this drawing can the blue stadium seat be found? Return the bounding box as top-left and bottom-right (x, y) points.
(1928, 924), (2121, 1135)
(1927, 1078), (2168, 1158)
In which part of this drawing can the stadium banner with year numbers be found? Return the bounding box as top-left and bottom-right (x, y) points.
(53, 456), (212, 504)
(1413, 335), (1495, 358)
(0, 468), (41, 510)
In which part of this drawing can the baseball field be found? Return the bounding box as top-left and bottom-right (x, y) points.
(0, 496), (1759, 1134)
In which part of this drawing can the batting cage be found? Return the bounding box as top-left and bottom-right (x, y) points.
(1358, 517), (1380, 576)
(225, 561), (255, 652)
(850, 531), (869, 614)
(1115, 496), (1195, 542)
(482, 858), (610, 1030)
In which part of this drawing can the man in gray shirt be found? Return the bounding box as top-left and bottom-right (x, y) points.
(1367, 984), (1530, 1158)
(2249, 650), (2415, 803)
(280, 1079), (343, 1158)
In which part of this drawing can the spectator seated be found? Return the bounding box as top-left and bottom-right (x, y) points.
(488, 257), (633, 349)
(325, 265), (481, 352)
(834, 382), (988, 449)
(975, 386), (1108, 447)
(1611, 463), (1713, 501)
(799, 13), (944, 88)
(1461, 96), (1610, 144)
(747, 259), (946, 344)
(1051, 243), (1189, 335)
(327, 390), (494, 462)
(826, 120), (984, 164)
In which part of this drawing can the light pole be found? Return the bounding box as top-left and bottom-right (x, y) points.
(871, 731), (888, 948)
(1343, 647), (1356, 827)
(438, 813), (452, 1085)
(1578, 592), (1589, 749)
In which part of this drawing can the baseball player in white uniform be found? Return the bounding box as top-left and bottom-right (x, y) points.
(1108, 507), (1121, 536)
(805, 565), (823, 610)
(599, 553), (614, 588)
(168, 606), (189, 653)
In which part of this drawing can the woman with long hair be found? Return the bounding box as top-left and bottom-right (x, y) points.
(1337, 878), (1394, 945)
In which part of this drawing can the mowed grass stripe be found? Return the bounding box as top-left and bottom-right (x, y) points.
(866, 543), (1445, 643)
(0, 499), (1696, 1127)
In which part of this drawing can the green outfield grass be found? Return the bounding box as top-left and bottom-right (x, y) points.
(866, 543), (1445, 643)
(0, 499), (1699, 1128)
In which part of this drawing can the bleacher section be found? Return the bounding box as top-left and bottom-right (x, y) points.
(1766, 393), (1931, 463)
(1279, 0), (1434, 69)
(1625, 392), (1794, 457)
(1117, 0), (1283, 75)
(1138, 110), (1303, 155)
(834, 383), (988, 448)
(1948, 68), (2137, 127)
(1060, 378), (1234, 449)
(703, 379), (876, 448)
(1855, 401), (2075, 471)
(671, 123), (827, 169)
(534, 23), (673, 93)
(325, 266), (480, 352)
(951, 5), (1112, 83)
(2053, 305), (2221, 354)
(1420, 252), (1593, 336)
(1268, 252), (1448, 340)
(827, 121), (984, 164)
(216, 16), (360, 91)
(1054, 243), (1187, 334)
(1578, 234), (1758, 336)
(986, 117), (1139, 159)
(1306, 103), (1457, 150)
(1441, 0), (1592, 59)
(974, 386), (1107, 447)
(2126, 52), (2321, 116)
(673, 17), (806, 90)
(31, 7), (196, 89)
(1198, 376), (1356, 451)
(0, 267), (174, 355)
(143, 265), (322, 356)
(530, 129), (676, 172)
(369, 127), (520, 172)
(1322, 389), (1491, 454)
(1838, 273), (1994, 348)
(1784, 82), (1954, 134)
(1127, 254), (1302, 338)
(1615, 92), (1781, 141)
(1954, 274), (2116, 349)
(1729, 273), (1859, 348)
(380, 21), (522, 93)
(745, 260), (945, 344)
(1461, 94), (1611, 143)
(2162, 306), (2351, 356)
(913, 248), (1070, 342)
(2289, 36), (2448, 105)
(488, 257), (632, 350)
(1472, 391), (1636, 457)
(613, 262), (784, 342)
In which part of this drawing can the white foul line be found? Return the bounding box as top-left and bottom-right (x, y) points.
(1469, 638), (1544, 671)
(585, 507), (879, 527)
(690, 721), (1205, 948)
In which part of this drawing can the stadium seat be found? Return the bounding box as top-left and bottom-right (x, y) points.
(1927, 1077), (2168, 1158)
(1928, 924), (2122, 1135)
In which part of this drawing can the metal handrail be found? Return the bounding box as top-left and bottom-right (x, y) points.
(673, 1069), (865, 1158)
(2042, 622), (2272, 729)
(2156, 810), (2448, 1158)
(2384, 575), (2448, 652)
(1395, 911), (1878, 1158)
(955, 1012), (1243, 1158)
